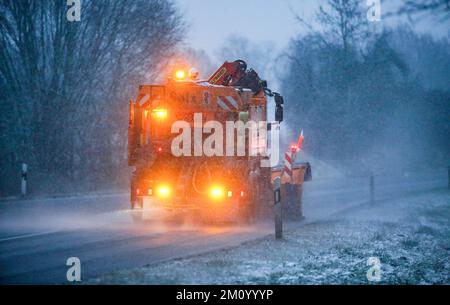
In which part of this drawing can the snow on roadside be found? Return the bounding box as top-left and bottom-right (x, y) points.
(90, 190), (450, 284)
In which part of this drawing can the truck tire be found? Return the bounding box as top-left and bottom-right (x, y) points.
(131, 196), (143, 210)
(238, 195), (252, 224)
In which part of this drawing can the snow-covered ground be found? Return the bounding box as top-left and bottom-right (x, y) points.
(90, 190), (450, 284)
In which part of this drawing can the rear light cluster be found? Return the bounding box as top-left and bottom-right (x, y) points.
(136, 185), (244, 200)
(136, 185), (170, 198)
(208, 185), (245, 201)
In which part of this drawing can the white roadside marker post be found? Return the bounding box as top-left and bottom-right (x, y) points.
(274, 176), (282, 239)
(370, 172), (374, 205)
(21, 163), (27, 197)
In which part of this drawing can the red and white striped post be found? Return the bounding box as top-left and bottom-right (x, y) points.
(283, 151), (294, 183)
(281, 129), (304, 215)
(282, 129), (303, 181)
(273, 130), (305, 238)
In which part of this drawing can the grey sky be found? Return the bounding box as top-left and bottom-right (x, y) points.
(175, 0), (317, 58)
(175, 0), (449, 61)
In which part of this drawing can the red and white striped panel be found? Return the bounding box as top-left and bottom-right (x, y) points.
(216, 96), (239, 111)
(283, 151), (293, 180)
(138, 94), (150, 106)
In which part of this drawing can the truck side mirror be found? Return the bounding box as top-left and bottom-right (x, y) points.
(304, 162), (312, 181)
(275, 104), (283, 122)
(274, 94), (284, 105)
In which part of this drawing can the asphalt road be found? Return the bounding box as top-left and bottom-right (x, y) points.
(0, 172), (446, 284)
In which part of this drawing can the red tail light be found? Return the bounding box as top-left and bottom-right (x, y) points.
(136, 188), (140, 195)
(240, 190), (244, 197)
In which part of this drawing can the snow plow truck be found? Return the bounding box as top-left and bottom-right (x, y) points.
(128, 60), (311, 222)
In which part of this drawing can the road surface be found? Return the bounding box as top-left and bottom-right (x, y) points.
(0, 172), (446, 284)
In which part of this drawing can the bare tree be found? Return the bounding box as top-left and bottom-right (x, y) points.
(282, 1), (432, 171)
(0, 0), (184, 195)
(395, 0), (450, 22)
(293, 0), (369, 55)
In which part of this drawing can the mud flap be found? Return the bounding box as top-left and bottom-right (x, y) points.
(304, 162), (312, 181)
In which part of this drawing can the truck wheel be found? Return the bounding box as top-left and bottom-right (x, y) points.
(131, 196), (143, 210)
(240, 187), (258, 223)
(163, 211), (186, 226)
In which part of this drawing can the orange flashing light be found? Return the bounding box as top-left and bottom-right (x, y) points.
(152, 109), (167, 120)
(175, 70), (186, 80)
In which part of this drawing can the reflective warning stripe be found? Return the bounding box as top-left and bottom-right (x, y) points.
(284, 166), (292, 177)
(284, 152), (293, 180)
(225, 96), (238, 109)
(217, 97), (231, 110)
(285, 152), (292, 165)
(217, 96), (239, 111)
(219, 96), (236, 110)
(138, 94), (150, 106)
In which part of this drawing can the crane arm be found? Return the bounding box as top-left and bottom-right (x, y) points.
(207, 59), (284, 122)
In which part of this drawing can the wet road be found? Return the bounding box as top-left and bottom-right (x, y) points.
(0, 172), (446, 284)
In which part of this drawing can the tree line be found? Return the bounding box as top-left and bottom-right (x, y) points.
(0, 0), (184, 195)
(280, 0), (449, 174)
